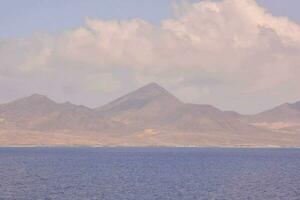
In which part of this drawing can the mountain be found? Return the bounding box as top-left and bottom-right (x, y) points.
(96, 83), (262, 134)
(96, 83), (182, 127)
(248, 101), (300, 133)
(252, 101), (300, 123)
(0, 94), (125, 132)
(1, 83), (300, 147)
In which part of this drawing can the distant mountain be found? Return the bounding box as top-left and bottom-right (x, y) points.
(1, 83), (300, 147)
(96, 83), (269, 135)
(96, 83), (182, 127)
(247, 101), (300, 133)
(0, 94), (125, 132)
(252, 102), (300, 123)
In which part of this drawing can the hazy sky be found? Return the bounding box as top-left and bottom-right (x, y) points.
(0, 0), (299, 114)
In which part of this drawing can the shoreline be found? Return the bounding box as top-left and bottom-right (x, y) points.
(1, 145), (300, 149)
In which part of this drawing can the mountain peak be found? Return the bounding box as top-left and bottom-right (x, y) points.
(291, 101), (300, 110)
(142, 82), (164, 89)
(134, 82), (171, 97)
(29, 93), (50, 100)
(11, 93), (56, 106)
(253, 101), (300, 122)
(96, 82), (181, 114)
(114, 82), (180, 104)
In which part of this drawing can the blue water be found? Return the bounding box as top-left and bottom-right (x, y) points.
(0, 148), (300, 200)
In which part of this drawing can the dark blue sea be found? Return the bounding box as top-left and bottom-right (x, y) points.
(0, 148), (300, 200)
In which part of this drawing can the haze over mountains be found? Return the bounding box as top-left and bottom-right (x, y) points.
(1, 83), (300, 147)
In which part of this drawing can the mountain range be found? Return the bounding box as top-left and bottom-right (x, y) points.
(1, 83), (300, 147)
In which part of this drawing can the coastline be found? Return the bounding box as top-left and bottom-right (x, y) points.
(1, 145), (300, 149)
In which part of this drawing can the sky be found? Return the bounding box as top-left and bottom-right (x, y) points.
(0, 0), (299, 114)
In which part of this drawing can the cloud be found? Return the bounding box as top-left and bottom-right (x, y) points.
(0, 0), (300, 113)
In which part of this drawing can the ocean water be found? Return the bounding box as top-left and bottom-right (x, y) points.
(0, 148), (300, 200)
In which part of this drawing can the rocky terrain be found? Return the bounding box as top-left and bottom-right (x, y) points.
(1, 83), (300, 147)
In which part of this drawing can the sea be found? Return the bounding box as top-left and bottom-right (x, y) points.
(0, 148), (300, 200)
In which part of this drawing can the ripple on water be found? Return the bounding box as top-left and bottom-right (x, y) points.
(0, 148), (300, 200)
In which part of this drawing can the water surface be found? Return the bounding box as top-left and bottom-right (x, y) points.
(0, 148), (300, 200)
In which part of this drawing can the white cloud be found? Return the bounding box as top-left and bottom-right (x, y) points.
(0, 0), (300, 113)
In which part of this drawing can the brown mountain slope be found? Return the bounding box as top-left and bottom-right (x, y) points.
(1, 83), (300, 147)
(96, 83), (267, 135)
(247, 101), (300, 133)
(96, 83), (183, 127)
(0, 94), (126, 132)
(251, 102), (300, 123)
